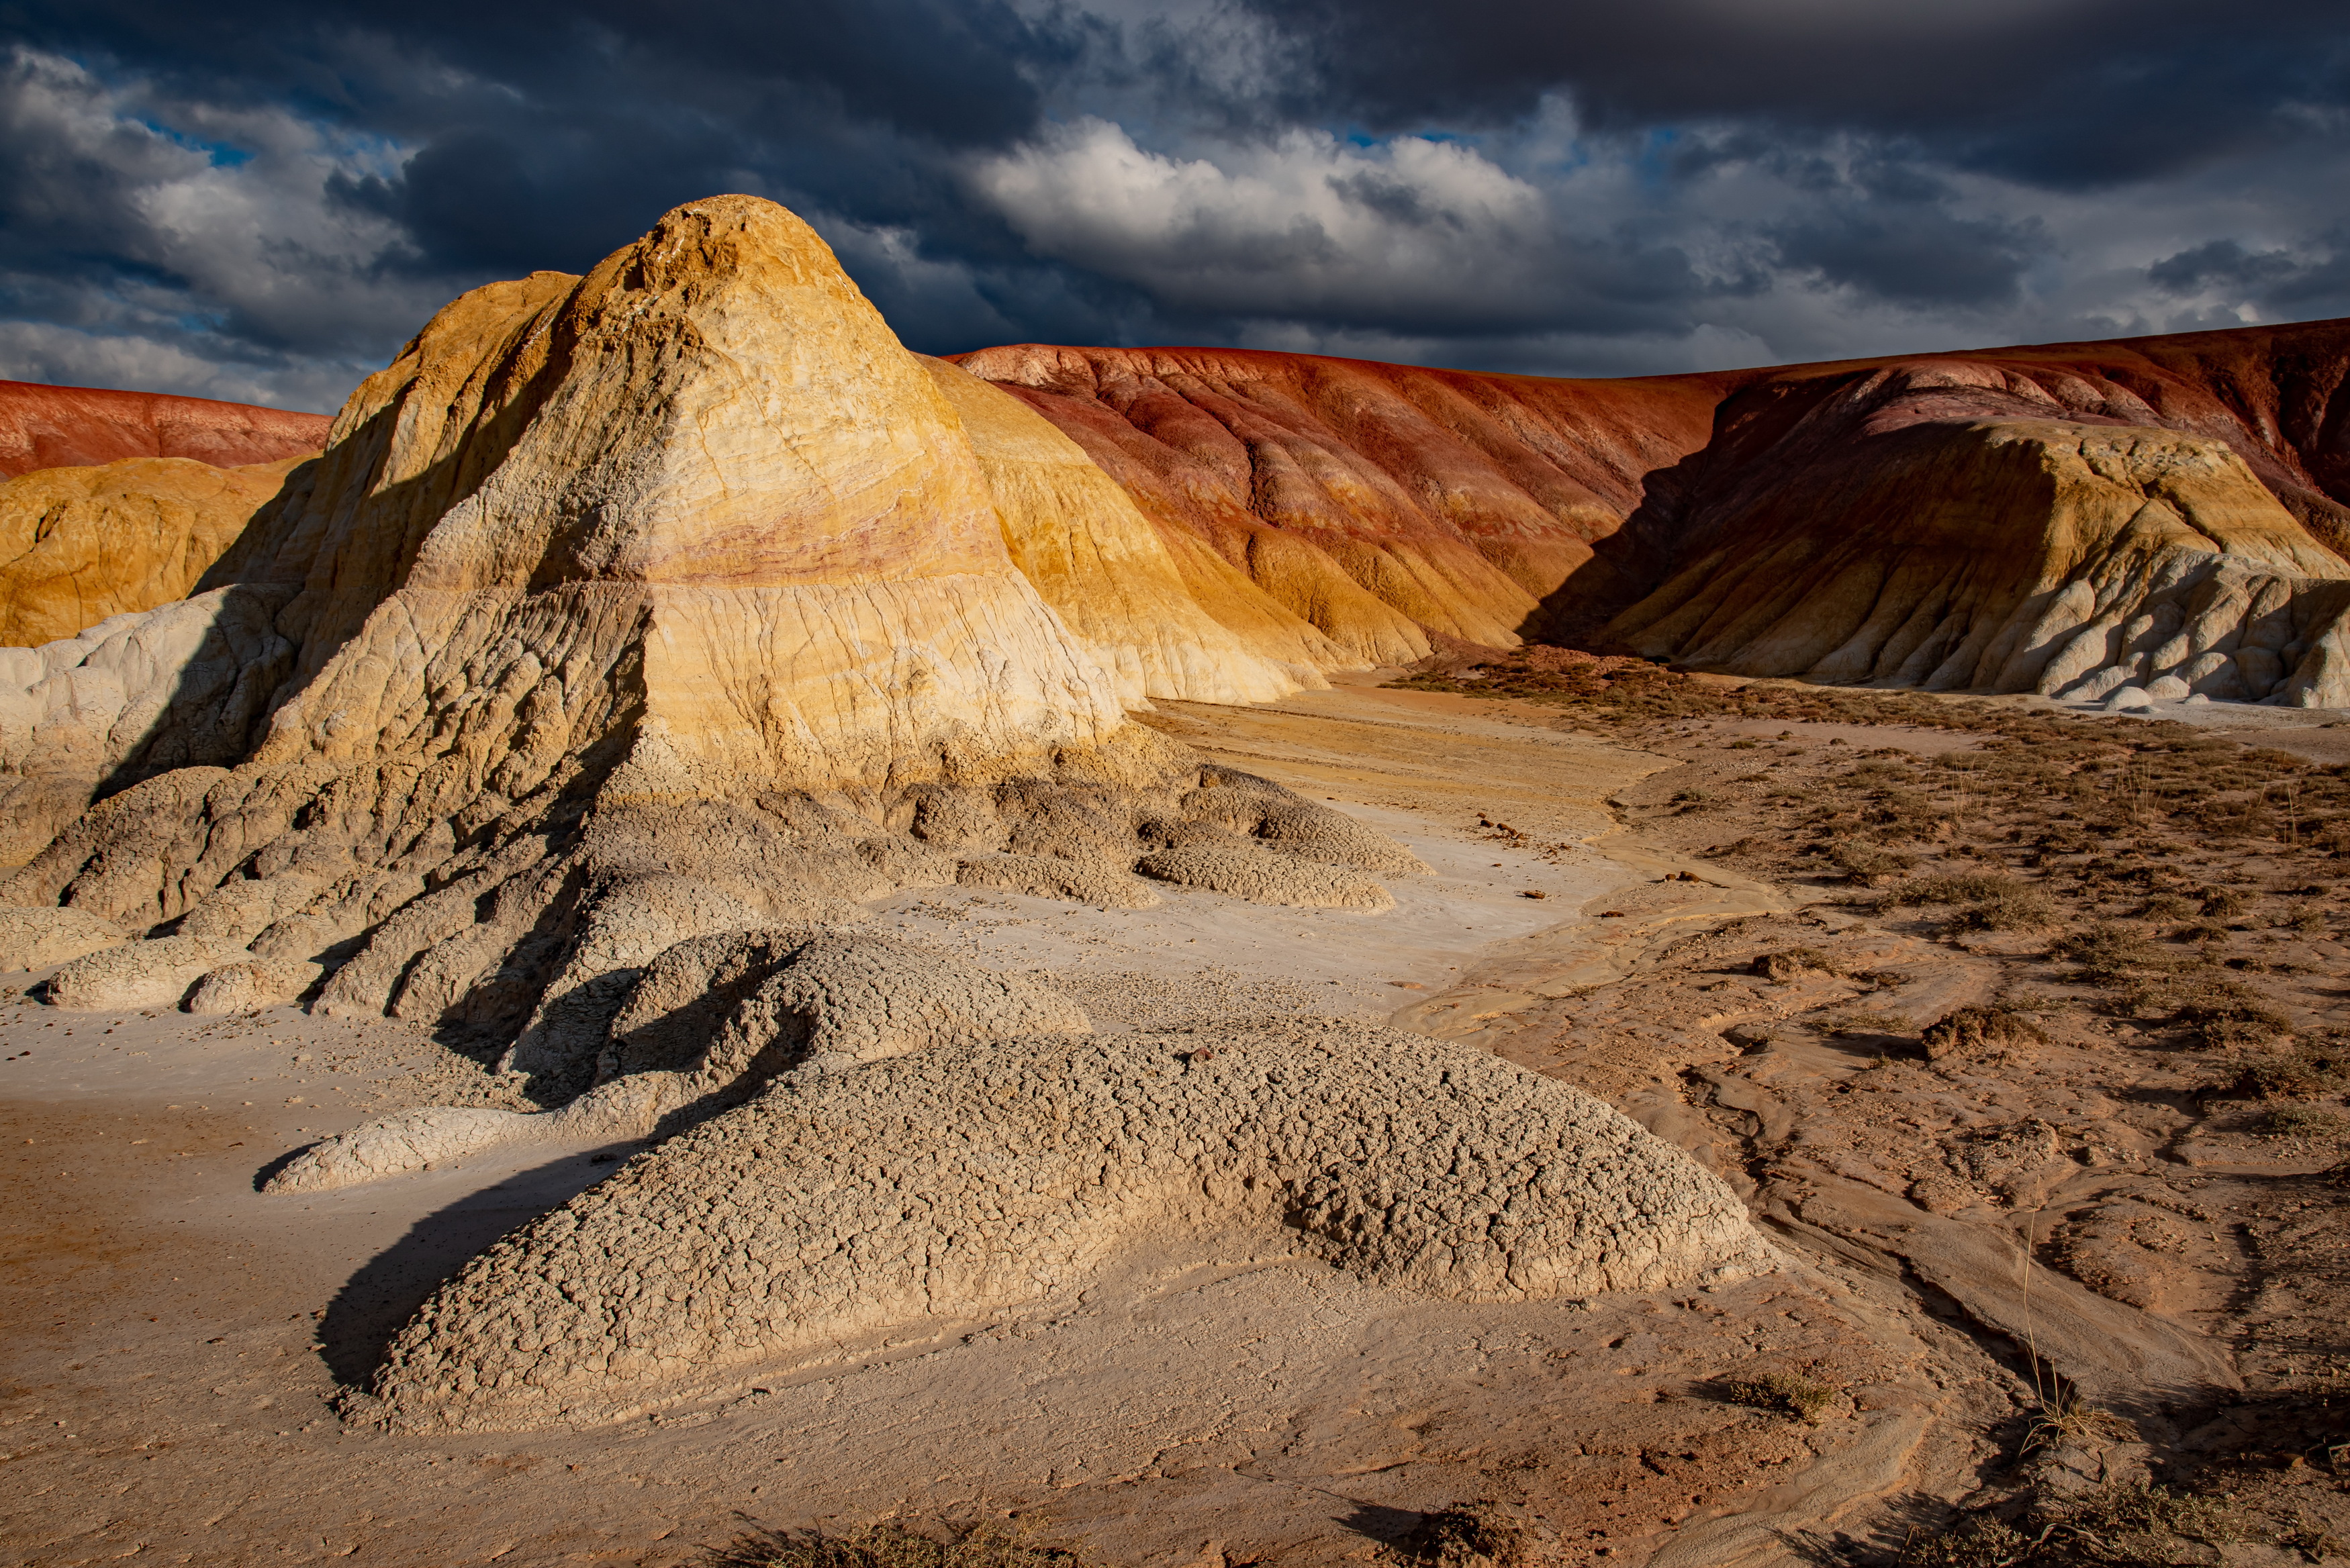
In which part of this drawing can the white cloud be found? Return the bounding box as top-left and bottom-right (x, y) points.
(968, 117), (1572, 326)
(0, 48), (453, 410)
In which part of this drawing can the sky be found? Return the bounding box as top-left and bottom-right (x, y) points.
(2, 0), (2347, 411)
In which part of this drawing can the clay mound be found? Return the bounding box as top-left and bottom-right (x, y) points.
(0, 587), (293, 865)
(0, 455), (308, 647)
(267, 929), (1084, 1193)
(1173, 767), (1431, 874)
(364, 1020), (1774, 1432)
(0, 380), (328, 479)
(183, 958), (322, 1015)
(957, 344), (1730, 666)
(920, 357), (1327, 703)
(45, 933), (236, 1010)
(953, 851), (1162, 908)
(0, 905), (124, 971)
(1136, 844), (1395, 910)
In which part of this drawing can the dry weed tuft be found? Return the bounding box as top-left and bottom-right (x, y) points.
(1752, 946), (1842, 981)
(1923, 1003), (2049, 1061)
(1891, 871), (2032, 905)
(707, 1523), (1084, 1568)
(2053, 924), (2173, 983)
(1397, 1500), (1539, 1568)
(2020, 1385), (2138, 1456)
(1721, 1369), (1841, 1423)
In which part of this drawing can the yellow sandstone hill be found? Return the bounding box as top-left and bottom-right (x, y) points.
(0, 196), (1419, 1082)
(0, 454), (311, 648)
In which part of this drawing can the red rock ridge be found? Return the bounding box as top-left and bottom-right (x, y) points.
(957, 321), (2350, 660)
(951, 343), (1734, 664)
(0, 381), (330, 479)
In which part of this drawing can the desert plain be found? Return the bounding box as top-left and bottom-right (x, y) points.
(0, 194), (2346, 1568)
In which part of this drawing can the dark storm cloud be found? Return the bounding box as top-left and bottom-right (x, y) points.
(0, 0), (2345, 407)
(1235, 0), (2350, 187)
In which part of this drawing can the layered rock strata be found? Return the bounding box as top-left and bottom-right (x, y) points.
(0, 380), (328, 479)
(0, 455), (311, 647)
(0, 199), (1417, 1111)
(1593, 356), (2350, 705)
(361, 1014), (1774, 1432)
(920, 356), (1328, 702)
(957, 343), (1730, 664)
(959, 321), (2350, 696)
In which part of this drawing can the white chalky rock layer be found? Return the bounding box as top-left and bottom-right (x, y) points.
(365, 1020), (1775, 1433)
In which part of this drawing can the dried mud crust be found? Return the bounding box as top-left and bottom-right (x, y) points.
(266, 929), (1092, 1193)
(363, 1020), (1775, 1433)
(1393, 652), (2350, 1554)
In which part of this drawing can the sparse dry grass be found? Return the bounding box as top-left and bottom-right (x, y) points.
(707, 1524), (1084, 1568)
(1922, 1003), (2049, 1061)
(1396, 1501), (1540, 1568)
(1721, 1369), (1841, 1423)
(2232, 1040), (2350, 1099)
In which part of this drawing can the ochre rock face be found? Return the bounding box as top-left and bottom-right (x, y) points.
(0, 455), (308, 646)
(211, 200), (1129, 794)
(919, 356), (1329, 703)
(952, 343), (1729, 663)
(0, 381), (328, 479)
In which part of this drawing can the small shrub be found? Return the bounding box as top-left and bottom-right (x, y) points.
(2289, 906), (2331, 934)
(708, 1524), (1085, 1568)
(1923, 1003), (2049, 1061)
(1945, 885), (2059, 932)
(1752, 946), (1842, 981)
(2137, 891), (2196, 921)
(2043, 1481), (2240, 1559)
(1722, 1369), (1840, 1423)
(2265, 1104), (2349, 1138)
(1893, 1518), (2034, 1567)
(1399, 1501), (1538, 1568)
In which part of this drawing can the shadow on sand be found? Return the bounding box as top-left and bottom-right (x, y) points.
(315, 1141), (636, 1388)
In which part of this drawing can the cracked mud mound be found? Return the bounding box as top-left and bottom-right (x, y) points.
(365, 1020), (1774, 1433)
(267, 928), (1091, 1193)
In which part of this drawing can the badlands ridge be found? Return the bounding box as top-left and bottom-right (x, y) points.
(3, 191), (2348, 1502)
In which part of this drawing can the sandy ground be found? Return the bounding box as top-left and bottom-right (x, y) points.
(9, 673), (2335, 1566)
